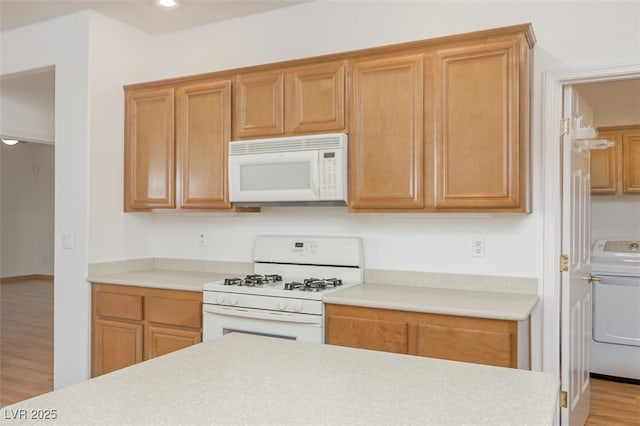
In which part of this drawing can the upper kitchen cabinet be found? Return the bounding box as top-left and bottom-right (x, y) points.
(591, 128), (622, 194)
(125, 87), (175, 211)
(432, 29), (534, 212)
(175, 79), (232, 209)
(233, 60), (347, 139)
(124, 77), (241, 212)
(285, 61), (347, 134)
(233, 70), (284, 138)
(592, 125), (640, 195)
(349, 53), (427, 210)
(349, 24), (534, 213)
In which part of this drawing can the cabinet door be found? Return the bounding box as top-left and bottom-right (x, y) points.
(433, 36), (529, 211)
(145, 295), (202, 328)
(622, 128), (640, 194)
(413, 314), (517, 368)
(349, 54), (425, 210)
(285, 61), (346, 134)
(145, 324), (201, 360)
(124, 87), (175, 211)
(326, 314), (408, 354)
(176, 79), (232, 209)
(93, 318), (143, 376)
(234, 71), (284, 138)
(591, 129), (621, 194)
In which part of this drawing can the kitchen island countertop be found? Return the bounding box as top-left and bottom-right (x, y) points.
(323, 283), (539, 321)
(2, 333), (558, 425)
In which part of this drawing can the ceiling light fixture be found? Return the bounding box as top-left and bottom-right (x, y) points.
(1, 138), (20, 146)
(157, 0), (178, 8)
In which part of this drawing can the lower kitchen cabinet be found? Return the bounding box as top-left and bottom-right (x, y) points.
(91, 283), (202, 377)
(93, 318), (143, 375)
(145, 324), (201, 359)
(325, 304), (524, 369)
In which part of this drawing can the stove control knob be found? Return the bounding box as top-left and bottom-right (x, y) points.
(277, 300), (287, 310)
(293, 301), (303, 312)
(229, 296), (239, 306)
(216, 294), (225, 304)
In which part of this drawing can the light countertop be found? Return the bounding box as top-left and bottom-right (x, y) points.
(324, 283), (539, 321)
(87, 270), (229, 292)
(2, 333), (559, 425)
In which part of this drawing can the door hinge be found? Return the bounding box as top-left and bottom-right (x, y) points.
(561, 118), (570, 136)
(560, 390), (568, 408)
(560, 254), (569, 272)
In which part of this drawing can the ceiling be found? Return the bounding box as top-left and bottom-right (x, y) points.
(0, 0), (309, 35)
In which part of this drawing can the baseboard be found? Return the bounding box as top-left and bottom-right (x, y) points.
(590, 372), (640, 386)
(0, 274), (54, 283)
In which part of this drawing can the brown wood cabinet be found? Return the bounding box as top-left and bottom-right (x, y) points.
(349, 24), (534, 212)
(325, 304), (521, 368)
(125, 24), (534, 214)
(433, 34), (532, 211)
(233, 61), (347, 139)
(349, 53), (427, 210)
(125, 77), (244, 212)
(91, 283), (202, 377)
(124, 87), (175, 210)
(592, 125), (640, 195)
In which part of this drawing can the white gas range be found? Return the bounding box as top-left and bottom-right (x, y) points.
(202, 235), (363, 343)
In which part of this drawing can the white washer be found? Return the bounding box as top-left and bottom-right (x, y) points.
(590, 240), (640, 381)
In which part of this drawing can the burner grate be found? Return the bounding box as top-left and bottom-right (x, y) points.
(224, 274), (282, 287)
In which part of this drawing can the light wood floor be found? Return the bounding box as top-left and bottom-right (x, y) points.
(587, 378), (640, 425)
(0, 279), (639, 425)
(0, 278), (53, 407)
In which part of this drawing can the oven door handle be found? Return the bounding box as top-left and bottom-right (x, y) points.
(203, 305), (322, 325)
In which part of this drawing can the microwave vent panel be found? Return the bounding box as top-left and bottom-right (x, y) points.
(229, 133), (347, 155)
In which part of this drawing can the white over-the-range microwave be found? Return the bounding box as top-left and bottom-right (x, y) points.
(228, 133), (348, 206)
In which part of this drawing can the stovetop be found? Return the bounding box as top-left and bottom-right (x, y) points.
(203, 274), (357, 301)
(221, 274), (344, 292)
(202, 235), (364, 302)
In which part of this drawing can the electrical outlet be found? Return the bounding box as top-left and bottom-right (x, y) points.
(472, 237), (485, 258)
(199, 233), (207, 247)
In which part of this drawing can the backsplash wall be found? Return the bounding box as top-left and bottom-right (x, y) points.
(150, 208), (540, 278)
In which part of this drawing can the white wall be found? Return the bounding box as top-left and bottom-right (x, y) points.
(592, 196), (640, 241)
(2, 0), (639, 387)
(0, 142), (54, 277)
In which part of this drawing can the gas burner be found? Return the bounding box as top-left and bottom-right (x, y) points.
(224, 274), (282, 287)
(284, 278), (343, 292)
(284, 281), (304, 290)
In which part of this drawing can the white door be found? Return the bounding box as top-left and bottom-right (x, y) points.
(560, 86), (593, 425)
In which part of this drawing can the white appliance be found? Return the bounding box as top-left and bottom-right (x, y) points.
(228, 133), (348, 206)
(202, 235), (363, 343)
(591, 239), (640, 382)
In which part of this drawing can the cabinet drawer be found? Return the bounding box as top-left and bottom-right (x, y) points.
(146, 297), (201, 328)
(95, 291), (143, 321)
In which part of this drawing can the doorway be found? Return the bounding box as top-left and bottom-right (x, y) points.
(0, 67), (55, 406)
(542, 65), (640, 425)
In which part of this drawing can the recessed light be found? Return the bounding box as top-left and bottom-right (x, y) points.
(1, 138), (19, 146)
(157, 0), (178, 8)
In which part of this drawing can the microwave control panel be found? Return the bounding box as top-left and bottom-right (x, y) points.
(319, 150), (342, 199)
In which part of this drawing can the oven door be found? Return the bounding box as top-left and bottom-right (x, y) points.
(203, 304), (323, 344)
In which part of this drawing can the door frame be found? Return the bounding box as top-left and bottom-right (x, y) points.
(541, 63), (640, 419)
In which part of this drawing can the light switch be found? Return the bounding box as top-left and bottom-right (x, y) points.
(62, 232), (74, 249)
